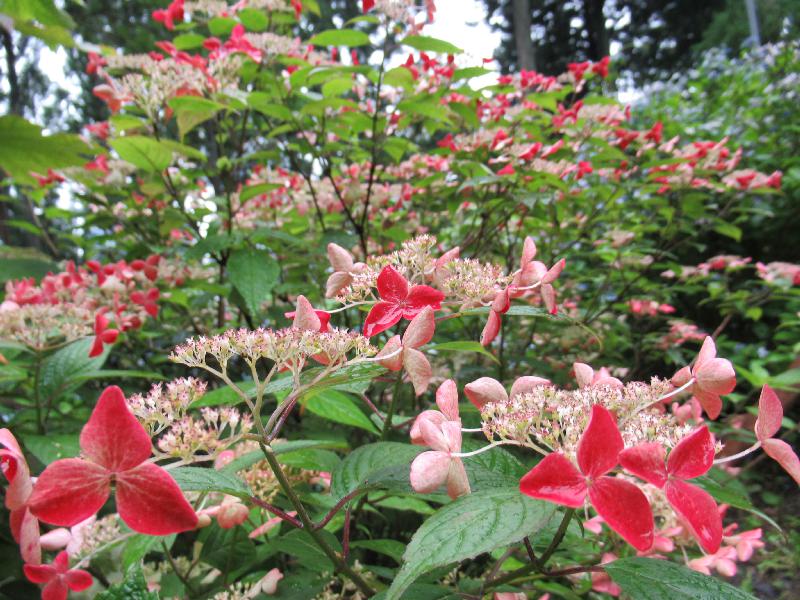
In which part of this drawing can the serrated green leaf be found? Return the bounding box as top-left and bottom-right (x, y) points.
(36, 338), (108, 403)
(0, 115), (90, 184)
(96, 565), (158, 599)
(110, 136), (172, 172)
(227, 248), (280, 316)
(385, 488), (557, 599)
(170, 466), (251, 499)
(604, 557), (758, 600)
(330, 442), (423, 500)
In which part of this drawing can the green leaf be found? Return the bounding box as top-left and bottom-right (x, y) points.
(71, 369), (167, 382)
(222, 439), (347, 473)
(208, 16), (237, 36)
(713, 221), (742, 242)
(308, 29), (370, 47)
(273, 528), (340, 571)
(0, 115), (90, 184)
(36, 338), (108, 403)
(170, 466), (251, 500)
(23, 434), (79, 465)
(227, 248), (280, 316)
(604, 557), (758, 600)
(0, 249), (56, 283)
(462, 439), (527, 490)
(238, 7), (269, 31)
(110, 136), (172, 172)
(96, 565), (158, 599)
(385, 488), (557, 599)
(330, 442), (424, 500)
(400, 35), (462, 55)
(122, 534), (175, 571)
(167, 96), (226, 138)
(428, 341), (498, 363)
(302, 389), (379, 433)
(172, 33), (205, 50)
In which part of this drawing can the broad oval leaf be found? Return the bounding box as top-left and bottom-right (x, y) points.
(385, 488), (557, 599)
(110, 136), (172, 172)
(330, 442), (423, 500)
(308, 29), (370, 47)
(604, 557), (758, 600)
(400, 35), (462, 55)
(170, 466), (251, 500)
(36, 338), (108, 403)
(302, 388), (379, 434)
(227, 248), (279, 316)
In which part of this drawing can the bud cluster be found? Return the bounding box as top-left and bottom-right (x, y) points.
(481, 378), (687, 458)
(170, 327), (376, 373)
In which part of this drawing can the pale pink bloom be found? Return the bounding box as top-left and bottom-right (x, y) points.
(671, 336), (735, 420)
(39, 516), (96, 557)
(409, 419), (470, 499)
(377, 306), (435, 396)
(410, 380), (460, 445)
(1, 428), (40, 564)
(325, 243), (365, 298)
(494, 593), (527, 600)
(249, 568), (283, 595)
(583, 515), (604, 535)
(670, 397), (704, 425)
(464, 375), (551, 410)
(723, 527), (764, 562)
(573, 362), (623, 389)
(249, 512), (298, 539)
(591, 553), (621, 596)
(199, 495), (249, 529)
(688, 546), (738, 577)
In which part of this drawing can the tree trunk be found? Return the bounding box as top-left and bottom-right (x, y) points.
(582, 0), (609, 60)
(512, 0), (536, 71)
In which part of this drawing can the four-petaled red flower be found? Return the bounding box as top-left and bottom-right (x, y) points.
(520, 404), (654, 551)
(362, 265), (444, 337)
(24, 551), (92, 600)
(619, 425), (722, 553)
(28, 386), (198, 536)
(89, 312), (119, 358)
(130, 288), (160, 318)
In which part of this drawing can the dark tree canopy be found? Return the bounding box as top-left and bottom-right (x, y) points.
(484, 0), (799, 83)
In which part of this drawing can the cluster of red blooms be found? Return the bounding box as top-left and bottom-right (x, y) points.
(408, 336), (799, 576)
(1, 386), (198, 598)
(0, 256), (166, 356)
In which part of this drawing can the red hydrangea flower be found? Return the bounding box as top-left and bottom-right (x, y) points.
(520, 405), (654, 551)
(89, 313), (119, 358)
(130, 288), (160, 318)
(755, 384), (800, 484)
(1, 429), (40, 564)
(28, 386), (198, 536)
(620, 425), (722, 553)
(152, 0), (184, 30)
(24, 551), (92, 600)
(363, 266), (444, 337)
